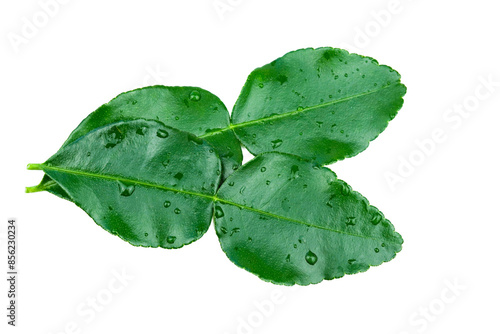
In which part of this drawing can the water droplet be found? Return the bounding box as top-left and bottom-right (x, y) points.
(340, 182), (352, 195)
(209, 148), (214, 153)
(174, 116), (180, 121)
(174, 172), (183, 180)
(348, 259), (356, 265)
(258, 83), (264, 88)
(232, 165), (239, 171)
(374, 248), (380, 253)
(228, 181), (235, 187)
(189, 90), (201, 101)
(371, 212), (382, 225)
(381, 243), (386, 247)
(286, 254), (291, 263)
(214, 206), (224, 218)
(105, 126), (125, 148)
(174, 208), (181, 214)
(271, 139), (283, 149)
(346, 217), (356, 226)
(239, 186), (246, 194)
(344, 73), (348, 77)
(260, 167), (267, 172)
(136, 126), (147, 135)
(86, 152), (91, 157)
(230, 228), (240, 236)
(316, 121), (323, 128)
(118, 181), (135, 197)
(144, 233), (149, 237)
(293, 244), (298, 248)
(132, 100), (138, 105)
(247, 237), (252, 242)
(220, 227), (228, 234)
(167, 236), (176, 244)
(290, 165), (299, 179)
(164, 201), (171, 208)
(265, 180), (271, 185)
(156, 129), (169, 138)
(297, 106), (304, 111)
(305, 251), (318, 265)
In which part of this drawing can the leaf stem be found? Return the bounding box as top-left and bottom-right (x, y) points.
(27, 163), (43, 170)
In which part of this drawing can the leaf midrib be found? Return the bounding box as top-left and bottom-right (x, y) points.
(199, 84), (396, 138)
(39, 164), (383, 241)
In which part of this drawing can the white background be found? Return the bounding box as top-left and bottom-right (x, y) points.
(1, 0), (499, 333)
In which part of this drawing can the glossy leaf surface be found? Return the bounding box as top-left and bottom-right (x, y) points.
(231, 47), (407, 165)
(30, 120), (221, 248)
(214, 153), (403, 285)
(31, 86), (242, 197)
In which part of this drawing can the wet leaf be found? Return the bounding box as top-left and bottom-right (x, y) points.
(231, 47), (406, 165)
(214, 153), (403, 285)
(31, 86), (242, 197)
(28, 120), (221, 248)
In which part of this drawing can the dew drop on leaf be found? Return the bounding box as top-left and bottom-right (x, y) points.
(348, 259), (357, 265)
(286, 254), (291, 263)
(156, 129), (169, 138)
(371, 212), (382, 225)
(346, 217), (356, 226)
(105, 126), (125, 148)
(118, 181), (135, 197)
(174, 208), (181, 214)
(290, 165), (299, 179)
(260, 167), (267, 172)
(167, 236), (176, 244)
(305, 251), (318, 265)
(271, 139), (283, 149)
(214, 206), (224, 218)
(136, 126), (147, 135)
(189, 90), (201, 101)
(374, 248), (380, 253)
(163, 201), (171, 208)
(174, 172), (183, 180)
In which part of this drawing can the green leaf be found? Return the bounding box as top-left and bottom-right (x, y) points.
(28, 119), (221, 248)
(214, 153), (403, 285)
(231, 47), (407, 165)
(32, 86), (242, 198)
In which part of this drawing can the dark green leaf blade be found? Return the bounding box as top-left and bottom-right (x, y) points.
(231, 47), (406, 165)
(33, 86), (242, 197)
(32, 120), (221, 248)
(214, 153), (402, 285)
